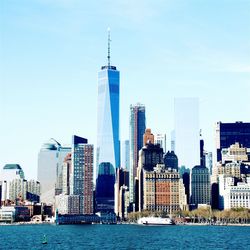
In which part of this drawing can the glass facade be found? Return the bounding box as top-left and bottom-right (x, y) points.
(216, 122), (250, 162)
(95, 162), (115, 213)
(129, 104), (146, 203)
(174, 98), (200, 169)
(96, 66), (120, 178)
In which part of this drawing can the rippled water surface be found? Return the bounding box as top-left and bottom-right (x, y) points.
(0, 224), (249, 249)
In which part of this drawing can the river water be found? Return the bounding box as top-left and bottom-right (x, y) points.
(0, 224), (249, 249)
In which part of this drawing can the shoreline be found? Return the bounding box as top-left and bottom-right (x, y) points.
(0, 222), (250, 227)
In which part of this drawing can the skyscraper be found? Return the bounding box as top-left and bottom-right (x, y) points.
(37, 139), (70, 205)
(120, 140), (130, 171)
(174, 98), (200, 169)
(95, 162), (115, 213)
(72, 135), (93, 214)
(215, 121), (250, 162)
(191, 165), (211, 207)
(129, 103), (146, 203)
(96, 30), (120, 178)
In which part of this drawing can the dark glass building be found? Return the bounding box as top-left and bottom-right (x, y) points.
(139, 142), (164, 172)
(164, 151), (178, 171)
(95, 162), (115, 213)
(215, 122), (250, 161)
(191, 165), (210, 207)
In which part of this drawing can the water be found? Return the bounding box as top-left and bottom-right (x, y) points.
(0, 224), (249, 249)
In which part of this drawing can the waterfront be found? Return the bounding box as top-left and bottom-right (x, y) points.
(0, 224), (250, 249)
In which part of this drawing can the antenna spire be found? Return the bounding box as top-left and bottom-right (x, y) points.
(107, 27), (111, 67)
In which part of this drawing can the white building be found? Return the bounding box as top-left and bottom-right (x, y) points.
(218, 175), (250, 209)
(0, 164), (25, 202)
(37, 139), (71, 205)
(179, 178), (187, 210)
(55, 194), (80, 215)
(0, 206), (15, 223)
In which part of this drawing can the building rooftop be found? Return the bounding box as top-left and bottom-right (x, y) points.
(3, 164), (22, 170)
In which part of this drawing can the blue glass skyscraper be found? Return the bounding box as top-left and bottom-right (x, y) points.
(96, 30), (120, 179)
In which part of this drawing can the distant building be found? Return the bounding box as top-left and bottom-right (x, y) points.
(137, 144), (164, 211)
(155, 133), (167, 153)
(205, 152), (213, 175)
(143, 164), (180, 214)
(55, 194), (80, 214)
(215, 121), (250, 162)
(120, 140), (130, 171)
(174, 98), (200, 169)
(0, 164), (25, 202)
(114, 168), (129, 219)
(221, 142), (248, 163)
(138, 142), (164, 172)
(143, 128), (154, 145)
(62, 153), (72, 195)
(164, 151), (178, 171)
(37, 139), (70, 205)
(129, 103), (146, 203)
(179, 178), (187, 211)
(56, 146), (71, 195)
(9, 179), (27, 202)
(191, 165), (210, 207)
(170, 130), (175, 152)
(179, 166), (190, 204)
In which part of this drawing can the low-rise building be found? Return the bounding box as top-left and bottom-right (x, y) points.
(218, 175), (250, 209)
(0, 206), (15, 223)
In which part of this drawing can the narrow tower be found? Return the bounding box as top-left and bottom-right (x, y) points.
(96, 28), (120, 181)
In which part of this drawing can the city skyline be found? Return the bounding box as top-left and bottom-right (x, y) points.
(1, 0), (250, 179)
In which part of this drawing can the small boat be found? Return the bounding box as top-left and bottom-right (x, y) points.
(137, 217), (175, 226)
(42, 234), (48, 244)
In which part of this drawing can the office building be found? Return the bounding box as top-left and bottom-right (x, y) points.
(191, 165), (210, 207)
(164, 151), (178, 171)
(171, 130), (175, 152)
(72, 135), (93, 214)
(174, 98), (200, 169)
(62, 153), (72, 195)
(96, 30), (120, 178)
(205, 152), (213, 175)
(114, 168), (129, 218)
(0, 164), (25, 202)
(143, 164), (180, 213)
(56, 146), (71, 195)
(155, 133), (167, 153)
(37, 139), (70, 205)
(143, 128), (154, 145)
(218, 175), (250, 210)
(95, 162), (115, 213)
(215, 121), (250, 162)
(129, 103), (146, 203)
(120, 140), (130, 171)
(179, 166), (190, 204)
(137, 142), (164, 211)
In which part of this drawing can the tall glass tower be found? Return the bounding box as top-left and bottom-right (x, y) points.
(96, 29), (120, 179)
(174, 98), (200, 169)
(129, 103), (146, 203)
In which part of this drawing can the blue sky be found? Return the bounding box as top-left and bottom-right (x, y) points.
(1, 0), (250, 179)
